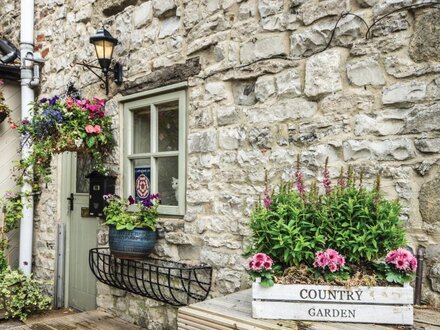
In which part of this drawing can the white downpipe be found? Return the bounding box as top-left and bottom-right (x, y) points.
(19, 0), (35, 276)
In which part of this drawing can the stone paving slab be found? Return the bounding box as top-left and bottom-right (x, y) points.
(0, 311), (144, 330)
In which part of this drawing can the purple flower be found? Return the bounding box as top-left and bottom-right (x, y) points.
(40, 98), (48, 103)
(262, 190), (272, 208)
(322, 159), (332, 194)
(49, 96), (59, 106)
(142, 198), (153, 208)
(141, 193), (160, 208)
(128, 195), (135, 205)
(295, 170), (305, 199)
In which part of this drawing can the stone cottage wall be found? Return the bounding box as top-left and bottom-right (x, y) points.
(1, 0), (440, 328)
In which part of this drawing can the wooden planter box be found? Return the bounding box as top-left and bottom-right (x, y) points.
(252, 281), (413, 325)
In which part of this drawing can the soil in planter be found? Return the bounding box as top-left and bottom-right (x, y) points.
(275, 264), (390, 287)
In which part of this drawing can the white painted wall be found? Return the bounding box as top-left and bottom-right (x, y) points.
(0, 81), (21, 269)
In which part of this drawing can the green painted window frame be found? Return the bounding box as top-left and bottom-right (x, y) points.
(123, 90), (187, 216)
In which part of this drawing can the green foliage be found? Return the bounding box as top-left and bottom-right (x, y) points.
(103, 195), (158, 231)
(375, 262), (415, 285)
(310, 265), (351, 282)
(1, 193), (23, 233)
(247, 167), (406, 270)
(13, 96), (114, 188)
(0, 268), (51, 320)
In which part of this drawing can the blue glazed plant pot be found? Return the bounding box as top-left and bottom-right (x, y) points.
(108, 225), (157, 260)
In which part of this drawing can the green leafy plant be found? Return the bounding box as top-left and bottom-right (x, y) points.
(0, 192), (23, 273)
(0, 268), (51, 320)
(103, 194), (160, 231)
(12, 96), (114, 187)
(1, 192), (23, 233)
(247, 158), (408, 285)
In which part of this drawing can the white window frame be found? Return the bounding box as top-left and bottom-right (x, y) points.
(123, 90), (186, 216)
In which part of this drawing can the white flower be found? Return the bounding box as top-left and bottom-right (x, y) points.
(74, 138), (83, 148)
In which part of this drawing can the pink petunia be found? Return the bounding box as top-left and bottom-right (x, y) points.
(94, 125), (102, 134)
(85, 125), (95, 134)
(248, 260), (254, 269)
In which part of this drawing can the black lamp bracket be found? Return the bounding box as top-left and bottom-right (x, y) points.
(76, 59), (123, 95)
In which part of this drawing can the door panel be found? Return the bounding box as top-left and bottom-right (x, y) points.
(68, 153), (99, 311)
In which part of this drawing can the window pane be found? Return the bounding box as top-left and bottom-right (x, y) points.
(133, 106), (151, 154)
(133, 159), (151, 202)
(157, 156), (178, 206)
(157, 101), (179, 152)
(76, 153), (94, 193)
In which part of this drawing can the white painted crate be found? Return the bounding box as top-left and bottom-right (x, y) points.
(252, 282), (414, 325)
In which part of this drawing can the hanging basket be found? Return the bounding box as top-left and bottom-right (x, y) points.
(53, 141), (88, 154)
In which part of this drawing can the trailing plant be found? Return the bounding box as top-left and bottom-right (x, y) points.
(247, 253), (276, 288)
(12, 96), (114, 187)
(1, 192), (23, 233)
(0, 192), (23, 272)
(103, 194), (160, 231)
(247, 157), (409, 285)
(0, 268), (51, 320)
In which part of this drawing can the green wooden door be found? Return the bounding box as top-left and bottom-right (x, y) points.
(68, 153), (99, 311)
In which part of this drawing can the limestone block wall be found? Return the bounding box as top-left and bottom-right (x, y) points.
(1, 0), (440, 328)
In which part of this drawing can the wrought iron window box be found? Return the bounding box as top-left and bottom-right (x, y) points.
(89, 248), (212, 306)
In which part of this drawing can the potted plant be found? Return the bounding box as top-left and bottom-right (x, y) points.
(0, 193), (50, 320)
(247, 158), (415, 325)
(103, 194), (160, 259)
(12, 96), (114, 187)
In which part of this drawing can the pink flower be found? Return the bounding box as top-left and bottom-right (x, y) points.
(314, 254), (329, 268)
(386, 250), (398, 263)
(248, 260), (254, 269)
(253, 253), (267, 263)
(94, 125), (102, 134)
(9, 123), (16, 129)
(253, 260), (263, 271)
(337, 255), (345, 267)
(263, 260), (272, 269)
(85, 125), (95, 134)
(410, 258), (417, 272)
(394, 256), (409, 271)
(314, 249), (345, 272)
(326, 249), (338, 261)
(328, 263), (338, 273)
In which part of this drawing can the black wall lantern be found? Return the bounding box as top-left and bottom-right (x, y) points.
(77, 27), (123, 95)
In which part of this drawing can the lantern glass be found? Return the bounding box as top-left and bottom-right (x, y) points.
(93, 39), (115, 60)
